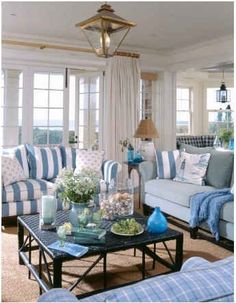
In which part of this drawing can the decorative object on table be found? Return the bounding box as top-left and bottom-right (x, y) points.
(55, 168), (99, 227)
(147, 207), (168, 234)
(119, 138), (135, 163)
(133, 151), (143, 163)
(134, 118), (159, 161)
(48, 241), (88, 257)
(57, 226), (67, 247)
(228, 138), (234, 150)
(100, 179), (134, 219)
(216, 71), (230, 103)
(39, 194), (57, 229)
(72, 224), (106, 245)
(213, 135), (222, 148)
(218, 128), (234, 149)
(111, 218), (144, 236)
(76, 3), (136, 58)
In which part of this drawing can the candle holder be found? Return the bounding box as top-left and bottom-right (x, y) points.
(39, 194), (57, 230)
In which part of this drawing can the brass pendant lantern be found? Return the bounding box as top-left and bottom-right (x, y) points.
(76, 4), (136, 58)
(216, 71), (230, 103)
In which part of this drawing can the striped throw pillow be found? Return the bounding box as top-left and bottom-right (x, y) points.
(3, 144), (29, 178)
(156, 150), (180, 179)
(60, 146), (78, 170)
(26, 144), (63, 180)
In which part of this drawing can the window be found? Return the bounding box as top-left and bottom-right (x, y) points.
(77, 74), (101, 149)
(1, 69), (23, 147)
(33, 72), (64, 145)
(206, 88), (234, 135)
(176, 87), (192, 135)
(140, 79), (152, 119)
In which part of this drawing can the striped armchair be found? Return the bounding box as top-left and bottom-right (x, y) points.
(2, 144), (120, 218)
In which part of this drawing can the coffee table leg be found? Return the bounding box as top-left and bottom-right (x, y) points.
(142, 247), (145, 279)
(103, 253), (107, 289)
(175, 234), (183, 271)
(53, 259), (62, 288)
(17, 220), (24, 265)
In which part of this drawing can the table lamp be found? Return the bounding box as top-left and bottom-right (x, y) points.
(134, 118), (159, 161)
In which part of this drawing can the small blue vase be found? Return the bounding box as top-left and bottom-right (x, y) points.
(127, 149), (134, 163)
(147, 207), (168, 234)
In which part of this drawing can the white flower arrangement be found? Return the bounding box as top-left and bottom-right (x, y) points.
(55, 168), (99, 204)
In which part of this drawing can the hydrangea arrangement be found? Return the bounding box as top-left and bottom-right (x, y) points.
(55, 168), (99, 204)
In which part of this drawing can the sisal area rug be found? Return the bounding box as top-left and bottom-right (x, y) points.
(1, 222), (232, 302)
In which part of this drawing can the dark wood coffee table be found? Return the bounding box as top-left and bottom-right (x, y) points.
(17, 211), (183, 296)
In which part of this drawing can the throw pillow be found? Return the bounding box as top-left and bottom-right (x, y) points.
(179, 143), (213, 154)
(60, 146), (78, 170)
(205, 150), (234, 188)
(156, 150), (180, 179)
(2, 155), (26, 186)
(174, 151), (211, 186)
(3, 144), (29, 178)
(74, 150), (105, 177)
(26, 144), (63, 180)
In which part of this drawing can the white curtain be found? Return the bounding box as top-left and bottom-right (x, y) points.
(103, 56), (140, 178)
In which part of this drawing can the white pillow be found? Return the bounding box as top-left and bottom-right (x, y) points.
(74, 150), (104, 177)
(174, 151), (211, 186)
(2, 155), (26, 186)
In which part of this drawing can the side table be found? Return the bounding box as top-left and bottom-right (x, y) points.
(124, 161), (143, 209)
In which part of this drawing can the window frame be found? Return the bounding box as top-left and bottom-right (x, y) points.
(176, 86), (193, 135)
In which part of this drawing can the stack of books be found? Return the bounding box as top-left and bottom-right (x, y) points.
(72, 227), (106, 245)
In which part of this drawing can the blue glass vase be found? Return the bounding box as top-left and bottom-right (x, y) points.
(147, 207), (168, 234)
(127, 148), (134, 163)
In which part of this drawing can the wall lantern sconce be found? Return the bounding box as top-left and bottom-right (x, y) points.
(76, 3), (136, 58)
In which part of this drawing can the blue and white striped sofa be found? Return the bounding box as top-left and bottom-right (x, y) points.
(2, 144), (120, 218)
(38, 256), (234, 302)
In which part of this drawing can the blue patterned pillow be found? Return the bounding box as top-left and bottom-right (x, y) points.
(26, 144), (62, 180)
(156, 150), (180, 179)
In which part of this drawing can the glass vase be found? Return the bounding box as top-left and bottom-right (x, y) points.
(147, 207), (168, 234)
(69, 202), (91, 228)
(127, 148), (134, 163)
(39, 194), (57, 228)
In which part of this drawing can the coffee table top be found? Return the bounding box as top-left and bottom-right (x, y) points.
(18, 211), (183, 261)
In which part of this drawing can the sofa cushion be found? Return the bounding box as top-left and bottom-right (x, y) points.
(74, 150), (104, 176)
(145, 179), (215, 208)
(176, 135), (204, 148)
(180, 143), (213, 154)
(2, 179), (55, 203)
(26, 144), (63, 180)
(60, 146), (78, 170)
(2, 155), (26, 186)
(179, 145), (234, 189)
(3, 144), (29, 178)
(206, 150), (234, 188)
(156, 150), (180, 179)
(174, 151), (211, 186)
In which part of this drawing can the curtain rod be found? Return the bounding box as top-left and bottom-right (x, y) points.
(2, 39), (140, 58)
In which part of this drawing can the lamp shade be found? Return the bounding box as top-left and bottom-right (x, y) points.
(134, 119), (159, 139)
(76, 4), (136, 58)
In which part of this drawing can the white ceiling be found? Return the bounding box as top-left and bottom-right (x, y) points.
(2, 1), (234, 53)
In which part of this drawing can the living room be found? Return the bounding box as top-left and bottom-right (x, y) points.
(1, 1), (234, 302)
